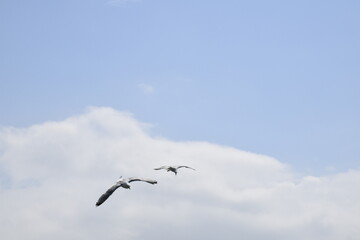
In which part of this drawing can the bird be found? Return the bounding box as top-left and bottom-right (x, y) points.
(154, 165), (196, 175)
(95, 176), (157, 207)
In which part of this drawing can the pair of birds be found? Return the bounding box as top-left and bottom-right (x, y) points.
(96, 165), (195, 207)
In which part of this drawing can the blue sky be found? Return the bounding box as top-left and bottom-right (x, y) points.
(1, 0), (360, 174)
(1, 2), (360, 239)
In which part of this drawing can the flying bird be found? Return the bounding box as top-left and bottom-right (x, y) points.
(154, 165), (196, 175)
(95, 176), (157, 207)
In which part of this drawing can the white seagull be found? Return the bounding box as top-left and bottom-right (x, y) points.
(96, 176), (157, 207)
(154, 165), (196, 175)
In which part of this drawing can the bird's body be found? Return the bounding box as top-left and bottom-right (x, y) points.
(96, 176), (157, 207)
(154, 165), (195, 175)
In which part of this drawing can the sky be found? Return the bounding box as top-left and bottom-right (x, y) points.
(1, 0), (360, 239)
(1, 107), (360, 240)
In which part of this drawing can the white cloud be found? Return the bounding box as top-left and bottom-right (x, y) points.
(137, 83), (155, 94)
(0, 107), (360, 240)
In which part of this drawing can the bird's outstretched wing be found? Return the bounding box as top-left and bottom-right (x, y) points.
(96, 184), (120, 207)
(127, 177), (158, 185)
(176, 165), (196, 171)
(154, 166), (169, 171)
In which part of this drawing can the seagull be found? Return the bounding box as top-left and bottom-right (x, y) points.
(95, 176), (157, 207)
(154, 165), (196, 175)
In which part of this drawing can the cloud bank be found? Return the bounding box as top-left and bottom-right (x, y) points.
(0, 107), (359, 240)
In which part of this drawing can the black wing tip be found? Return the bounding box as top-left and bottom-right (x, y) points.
(147, 180), (157, 184)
